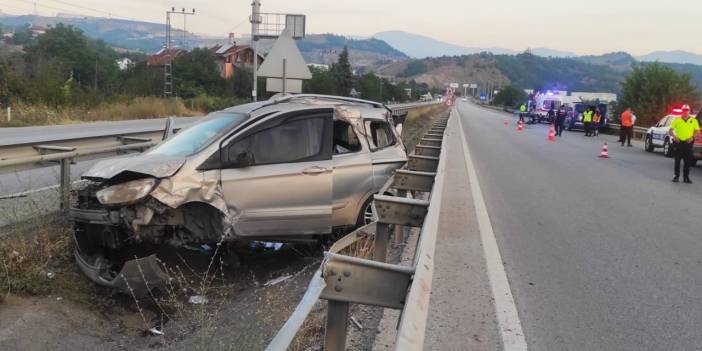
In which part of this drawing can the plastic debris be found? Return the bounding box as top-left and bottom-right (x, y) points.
(56, 297), (63, 301)
(47, 272), (56, 279)
(264, 274), (292, 287)
(148, 327), (164, 336)
(189, 295), (209, 305)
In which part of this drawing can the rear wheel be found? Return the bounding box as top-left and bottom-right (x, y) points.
(644, 136), (655, 152)
(663, 139), (673, 158)
(356, 197), (376, 228)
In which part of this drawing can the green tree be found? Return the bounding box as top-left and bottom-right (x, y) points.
(492, 85), (526, 107)
(11, 25), (33, 45)
(172, 48), (226, 98)
(303, 66), (336, 95)
(400, 61), (427, 77)
(619, 62), (700, 126)
(330, 46), (353, 96)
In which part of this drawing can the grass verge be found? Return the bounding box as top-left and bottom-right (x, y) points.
(0, 216), (97, 305)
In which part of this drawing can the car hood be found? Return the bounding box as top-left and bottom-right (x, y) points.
(82, 153), (186, 181)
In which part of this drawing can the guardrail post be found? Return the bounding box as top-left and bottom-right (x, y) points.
(59, 157), (71, 212)
(324, 300), (350, 351)
(374, 222), (390, 263)
(394, 190), (407, 244)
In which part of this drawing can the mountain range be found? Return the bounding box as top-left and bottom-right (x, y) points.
(370, 30), (702, 66)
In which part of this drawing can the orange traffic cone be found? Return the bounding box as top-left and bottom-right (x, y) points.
(517, 120), (524, 132)
(548, 124), (556, 142)
(599, 141), (609, 158)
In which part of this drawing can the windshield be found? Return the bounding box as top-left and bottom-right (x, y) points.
(149, 112), (248, 157)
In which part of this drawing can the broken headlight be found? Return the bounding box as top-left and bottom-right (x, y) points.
(96, 178), (158, 206)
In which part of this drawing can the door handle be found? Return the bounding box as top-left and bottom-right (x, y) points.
(302, 166), (328, 175)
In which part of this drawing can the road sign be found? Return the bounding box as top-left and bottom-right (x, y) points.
(450, 83), (459, 89)
(480, 93), (487, 101)
(257, 26), (311, 94)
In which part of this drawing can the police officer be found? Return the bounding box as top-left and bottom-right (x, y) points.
(519, 103), (527, 123)
(583, 107), (594, 137)
(668, 105), (700, 183)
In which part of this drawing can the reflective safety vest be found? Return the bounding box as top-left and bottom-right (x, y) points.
(520, 104), (527, 112)
(583, 111), (593, 123)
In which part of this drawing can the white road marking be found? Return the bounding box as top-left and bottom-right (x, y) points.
(456, 108), (529, 351)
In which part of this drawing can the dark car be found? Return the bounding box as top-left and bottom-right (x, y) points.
(565, 103), (609, 132)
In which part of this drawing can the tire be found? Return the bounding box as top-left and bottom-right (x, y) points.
(644, 136), (655, 152)
(663, 139), (673, 158)
(355, 196), (376, 228)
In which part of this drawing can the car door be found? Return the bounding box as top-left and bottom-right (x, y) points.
(364, 119), (407, 189)
(331, 118), (373, 227)
(219, 108), (334, 237)
(652, 116), (671, 146)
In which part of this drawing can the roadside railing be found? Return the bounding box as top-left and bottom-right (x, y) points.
(607, 123), (648, 140)
(266, 112), (450, 350)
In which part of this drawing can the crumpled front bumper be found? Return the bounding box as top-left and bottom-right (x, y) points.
(71, 207), (169, 297)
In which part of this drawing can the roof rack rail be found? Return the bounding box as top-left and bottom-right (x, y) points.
(271, 94), (386, 109)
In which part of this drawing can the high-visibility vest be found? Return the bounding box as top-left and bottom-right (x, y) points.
(520, 104), (526, 112)
(583, 111), (593, 123)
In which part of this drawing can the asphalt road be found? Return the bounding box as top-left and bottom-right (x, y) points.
(456, 101), (702, 351)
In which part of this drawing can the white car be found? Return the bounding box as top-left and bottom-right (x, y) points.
(644, 114), (680, 157)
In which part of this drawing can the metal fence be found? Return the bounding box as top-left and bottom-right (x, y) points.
(266, 112), (450, 350)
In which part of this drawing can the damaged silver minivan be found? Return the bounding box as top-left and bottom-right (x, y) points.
(70, 95), (408, 293)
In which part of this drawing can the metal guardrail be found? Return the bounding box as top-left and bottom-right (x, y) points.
(607, 123), (648, 140)
(266, 112), (450, 350)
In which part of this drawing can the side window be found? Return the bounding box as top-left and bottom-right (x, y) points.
(665, 117), (675, 127)
(226, 117), (327, 166)
(365, 120), (396, 150)
(333, 120), (362, 154)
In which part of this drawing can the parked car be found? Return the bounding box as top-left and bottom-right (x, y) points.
(70, 94), (408, 294)
(644, 112), (699, 165)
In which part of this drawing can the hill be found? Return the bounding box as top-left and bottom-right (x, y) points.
(637, 50), (702, 66)
(371, 30), (577, 59)
(375, 53), (626, 92)
(0, 14), (408, 67)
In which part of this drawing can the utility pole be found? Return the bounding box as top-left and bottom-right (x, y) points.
(164, 7), (195, 98)
(250, 0), (261, 101)
(94, 56), (98, 90)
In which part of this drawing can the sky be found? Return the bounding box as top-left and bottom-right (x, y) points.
(0, 0), (700, 56)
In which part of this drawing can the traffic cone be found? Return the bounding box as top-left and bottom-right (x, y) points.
(548, 124), (556, 142)
(517, 120), (524, 132)
(599, 141), (610, 158)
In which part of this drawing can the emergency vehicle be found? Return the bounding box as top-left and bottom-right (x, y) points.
(644, 107), (701, 165)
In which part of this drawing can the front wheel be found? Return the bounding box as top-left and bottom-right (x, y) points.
(663, 139), (673, 158)
(644, 136), (655, 152)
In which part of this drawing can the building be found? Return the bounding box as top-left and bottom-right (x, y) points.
(211, 33), (264, 79)
(146, 48), (183, 67)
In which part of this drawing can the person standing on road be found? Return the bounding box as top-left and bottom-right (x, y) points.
(620, 107), (634, 146)
(583, 107), (594, 137)
(519, 103), (527, 123)
(592, 108), (602, 136)
(669, 105), (700, 183)
(555, 105), (566, 136)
